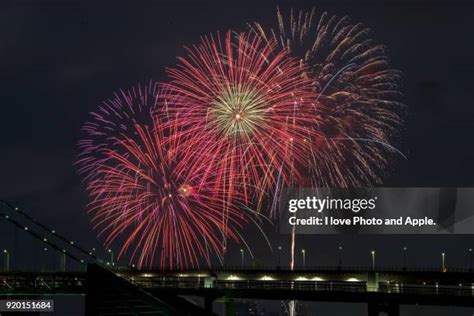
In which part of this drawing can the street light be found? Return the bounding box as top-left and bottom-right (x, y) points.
(61, 249), (66, 272)
(301, 249), (306, 268)
(402, 246), (407, 270)
(108, 249), (114, 266)
(42, 247), (48, 272)
(277, 246), (282, 267)
(441, 252), (446, 272)
(338, 246), (343, 267)
(371, 250), (376, 271)
(240, 249), (244, 269)
(3, 250), (9, 272)
(223, 246), (227, 266)
(469, 248), (472, 271)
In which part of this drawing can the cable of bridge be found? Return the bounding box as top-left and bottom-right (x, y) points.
(0, 200), (97, 262)
(0, 206), (86, 266)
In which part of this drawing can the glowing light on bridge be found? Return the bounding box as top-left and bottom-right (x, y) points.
(295, 276), (309, 281)
(259, 275), (276, 281)
(142, 273), (155, 278)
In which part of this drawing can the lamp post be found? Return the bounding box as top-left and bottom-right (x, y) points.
(108, 249), (114, 266)
(42, 247), (48, 272)
(402, 246), (407, 270)
(469, 248), (472, 271)
(278, 246), (282, 267)
(338, 246), (343, 267)
(3, 250), (9, 272)
(301, 249), (306, 269)
(371, 250), (376, 271)
(240, 249), (244, 269)
(223, 246), (226, 267)
(441, 252), (446, 272)
(61, 249), (66, 272)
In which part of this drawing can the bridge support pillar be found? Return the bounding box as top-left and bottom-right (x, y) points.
(368, 301), (399, 316)
(225, 298), (236, 316)
(204, 296), (214, 315)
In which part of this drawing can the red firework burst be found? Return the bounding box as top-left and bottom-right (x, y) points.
(252, 8), (404, 187)
(161, 31), (321, 209)
(78, 85), (246, 269)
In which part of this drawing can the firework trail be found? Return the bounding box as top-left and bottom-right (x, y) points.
(161, 31), (321, 212)
(77, 85), (247, 269)
(252, 8), (404, 315)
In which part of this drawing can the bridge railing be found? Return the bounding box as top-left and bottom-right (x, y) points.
(379, 283), (474, 297)
(130, 265), (473, 274)
(0, 272), (86, 293)
(126, 276), (474, 298)
(216, 280), (368, 292)
(212, 265), (473, 273)
(130, 278), (206, 289)
(128, 277), (367, 292)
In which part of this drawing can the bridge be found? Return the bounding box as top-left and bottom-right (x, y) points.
(0, 200), (473, 315)
(119, 266), (474, 315)
(0, 265), (473, 315)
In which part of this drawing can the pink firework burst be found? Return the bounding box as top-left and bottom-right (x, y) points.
(77, 81), (160, 180)
(78, 85), (246, 269)
(161, 31), (322, 210)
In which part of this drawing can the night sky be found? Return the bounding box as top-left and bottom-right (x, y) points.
(1, 0), (474, 314)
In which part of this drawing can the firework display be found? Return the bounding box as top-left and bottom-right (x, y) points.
(250, 12), (403, 315)
(77, 8), (403, 269)
(252, 8), (404, 187)
(80, 88), (245, 268)
(77, 81), (160, 180)
(161, 31), (320, 208)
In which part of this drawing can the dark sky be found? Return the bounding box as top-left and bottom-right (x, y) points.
(1, 0), (474, 281)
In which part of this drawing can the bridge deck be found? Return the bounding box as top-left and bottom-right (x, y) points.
(1, 267), (473, 308)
